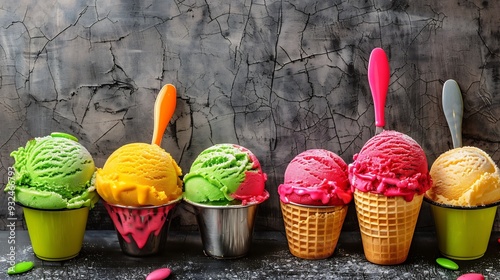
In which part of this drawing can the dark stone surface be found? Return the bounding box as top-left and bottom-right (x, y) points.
(1, 230), (499, 279)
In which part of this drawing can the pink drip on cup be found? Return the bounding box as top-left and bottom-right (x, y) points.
(104, 198), (180, 256)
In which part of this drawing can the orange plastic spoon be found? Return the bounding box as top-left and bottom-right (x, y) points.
(151, 84), (177, 146)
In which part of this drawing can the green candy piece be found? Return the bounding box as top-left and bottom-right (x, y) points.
(436, 257), (459, 270)
(50, 132), (79, 142)
(7, 261), (34, 275)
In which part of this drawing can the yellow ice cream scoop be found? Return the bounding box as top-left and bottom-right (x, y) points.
(96, 142), (182, 206)
(96, 84), (182, 206)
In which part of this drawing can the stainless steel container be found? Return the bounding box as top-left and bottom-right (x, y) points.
(103, 197), (180, 257)
(184, 199), (261, 259)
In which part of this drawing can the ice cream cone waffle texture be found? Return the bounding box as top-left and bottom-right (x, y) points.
(280, 201), (348, 259)
(353, 191), (423, 265)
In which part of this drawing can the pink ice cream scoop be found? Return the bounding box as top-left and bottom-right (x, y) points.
(348, 130), (432, 202)
(278, 149), (352, 206)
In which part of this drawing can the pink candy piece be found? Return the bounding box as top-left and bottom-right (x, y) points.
(146, 268), (172, 280)
(457, 273), (485, 280)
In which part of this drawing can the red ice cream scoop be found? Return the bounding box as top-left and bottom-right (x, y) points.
(348, 130), (432, 202)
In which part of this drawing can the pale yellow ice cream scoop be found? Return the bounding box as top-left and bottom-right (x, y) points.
(426, 146), (500, 206)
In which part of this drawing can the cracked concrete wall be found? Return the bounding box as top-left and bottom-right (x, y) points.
(1, 0), (500, 231)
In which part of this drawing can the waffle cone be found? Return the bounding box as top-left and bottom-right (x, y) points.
(353, 191), (423, 265)
(280, 201), (348, 259)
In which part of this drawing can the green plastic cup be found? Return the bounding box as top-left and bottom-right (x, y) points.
(426, 198), (499, 260)
(22, 206), (89, 261)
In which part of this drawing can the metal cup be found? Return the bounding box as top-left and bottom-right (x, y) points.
(103, 197), (180, 257)
(184, 199), (263, 259)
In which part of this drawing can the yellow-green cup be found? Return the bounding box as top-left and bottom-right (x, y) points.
(23, 206), (89, 261)
(426, 198), (499, 260)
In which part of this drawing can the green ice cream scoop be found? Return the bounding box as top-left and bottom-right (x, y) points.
(183, 144), (268, 205)
(9, 132), (98, 209)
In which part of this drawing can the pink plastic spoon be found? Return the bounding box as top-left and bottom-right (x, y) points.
(368, 48), (390, 134)
(151, 84), (177, 146)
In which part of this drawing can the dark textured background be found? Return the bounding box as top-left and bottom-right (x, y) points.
(1, 0), (500, 232)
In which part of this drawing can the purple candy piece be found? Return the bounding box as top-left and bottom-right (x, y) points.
(457, 273), (485, 280)
(146, 268), (172, 280)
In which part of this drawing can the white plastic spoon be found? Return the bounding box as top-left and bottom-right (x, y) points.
(442, 79), (463, 148)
